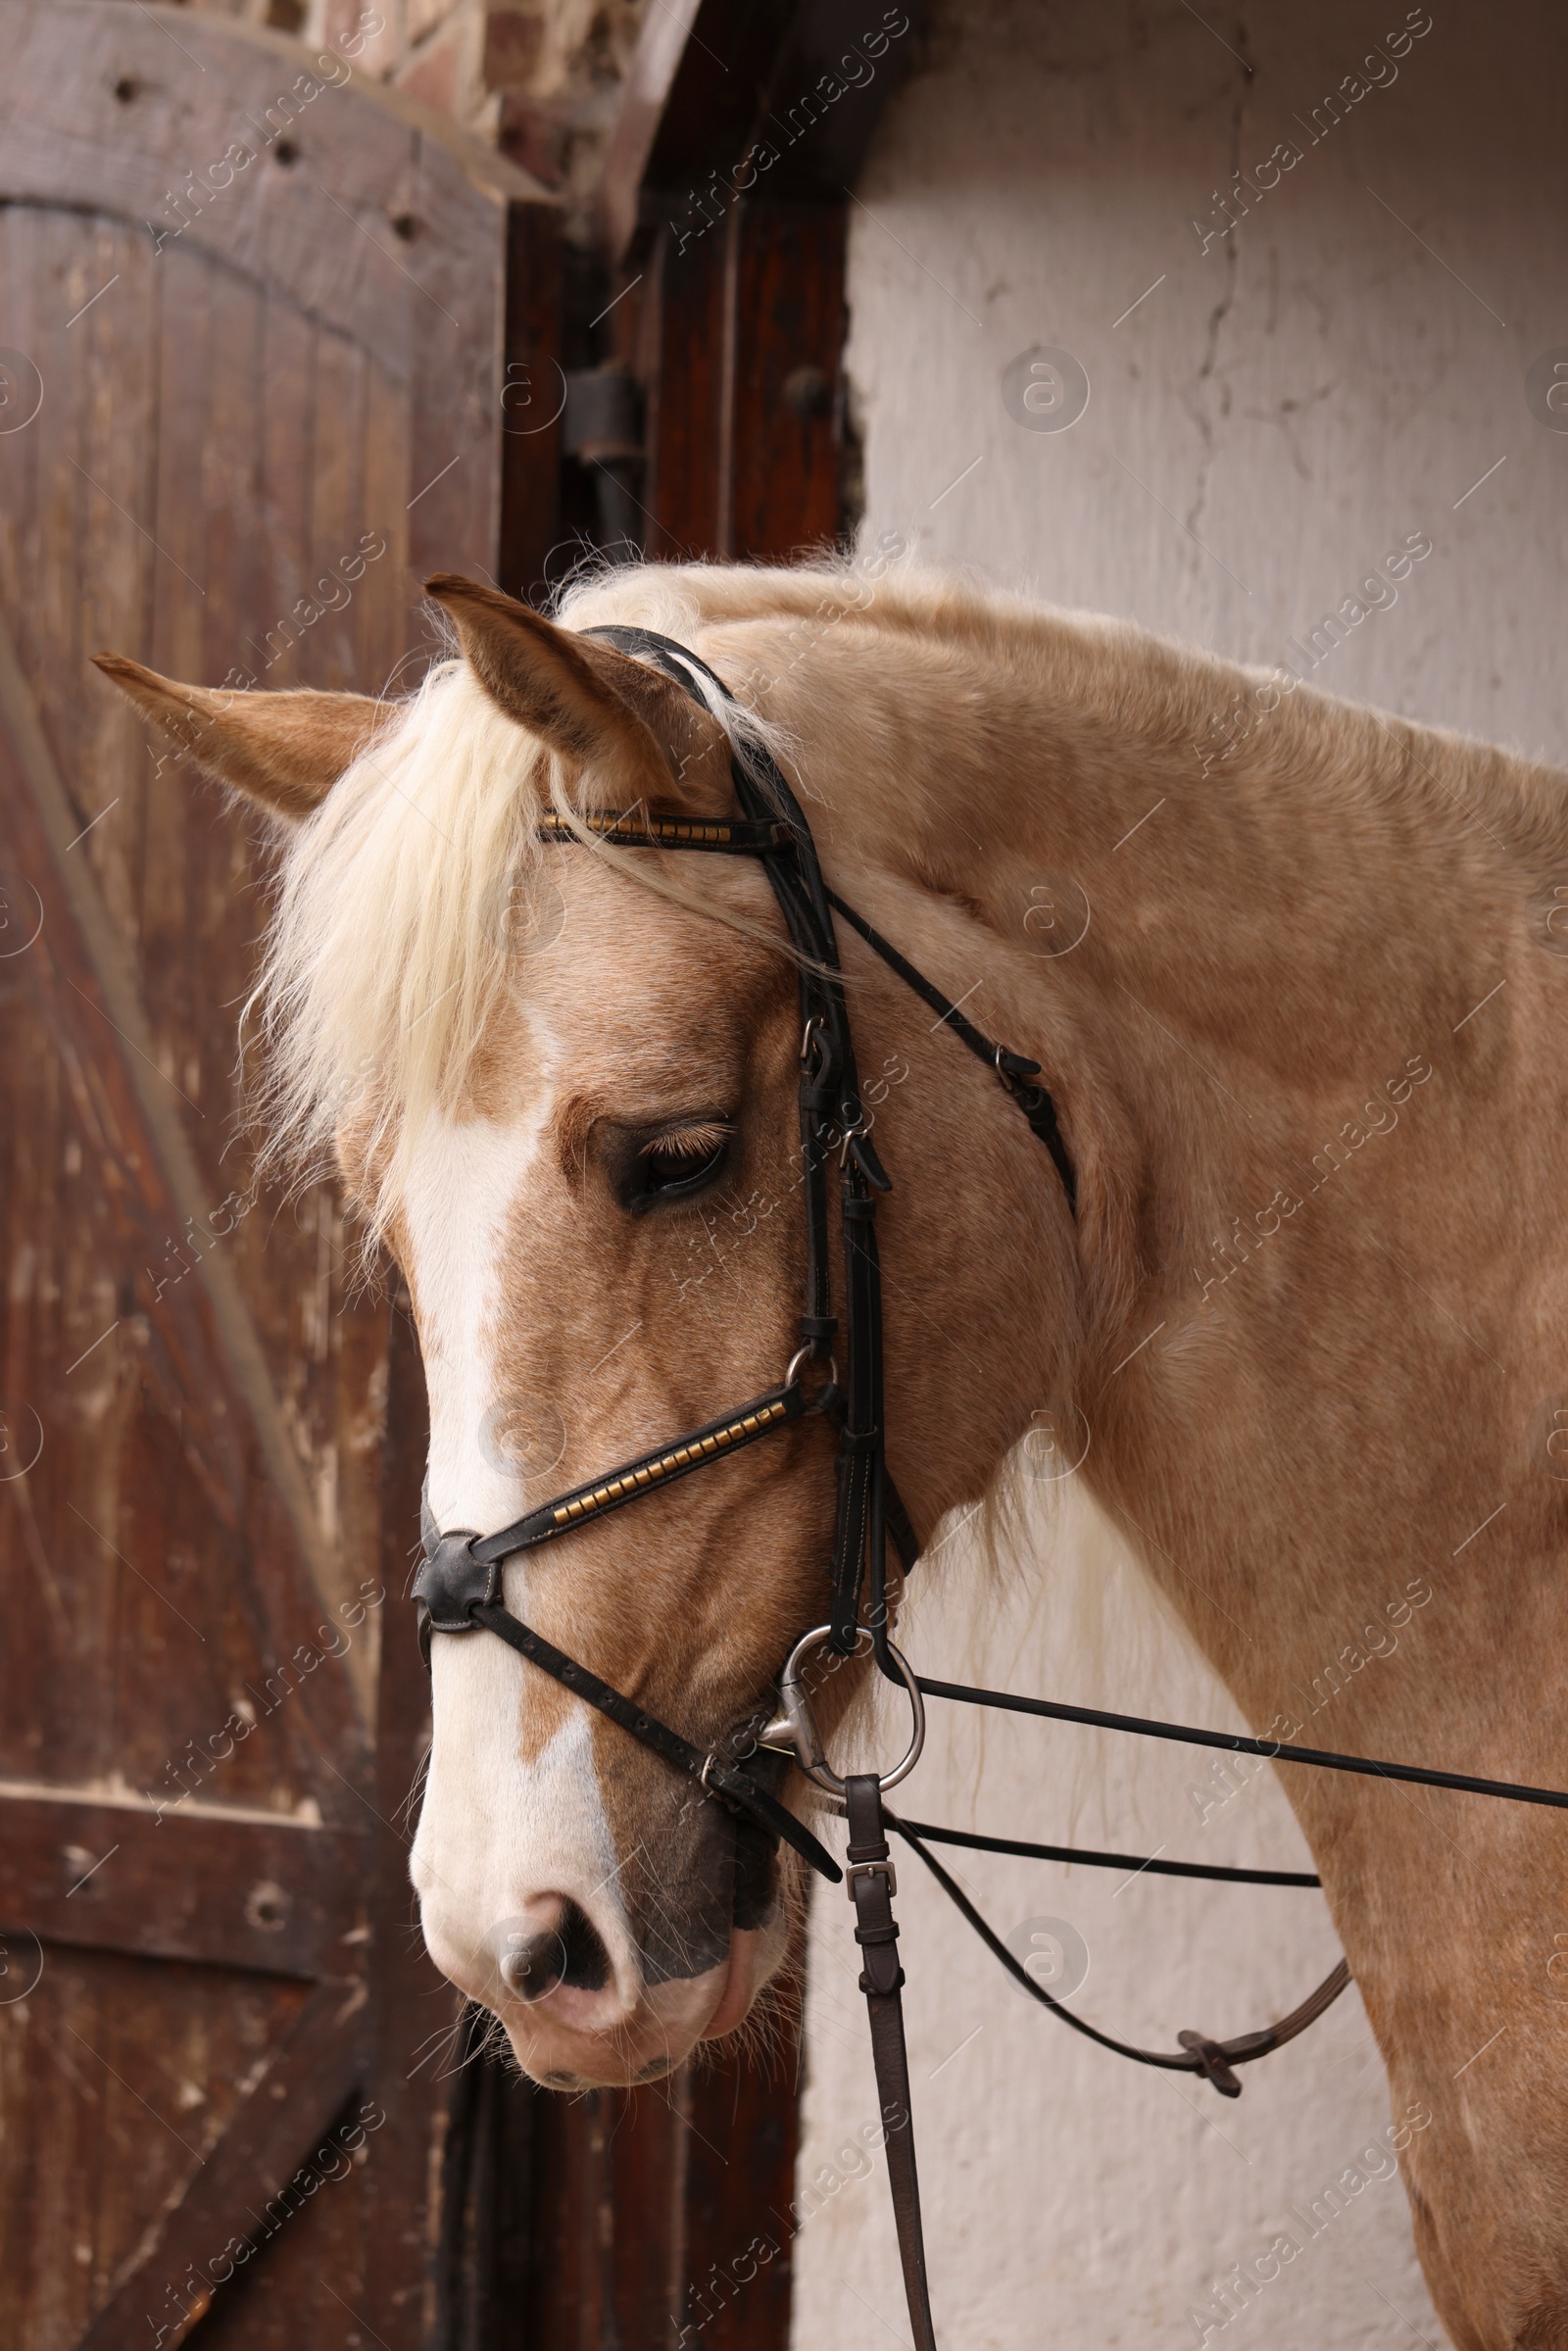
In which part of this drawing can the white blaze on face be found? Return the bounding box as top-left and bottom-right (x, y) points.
(405, 1105), (549, 1540)
(403, 1105), (638, 2014)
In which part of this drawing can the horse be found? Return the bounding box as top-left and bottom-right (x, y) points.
(95, 558), (1568, 2351)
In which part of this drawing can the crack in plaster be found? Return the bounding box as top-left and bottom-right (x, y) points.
(1186, 20), (1257, 541)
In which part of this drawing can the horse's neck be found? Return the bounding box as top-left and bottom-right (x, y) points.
(793, 620), (1568, 1725)
(749, 599), (1568, 2258)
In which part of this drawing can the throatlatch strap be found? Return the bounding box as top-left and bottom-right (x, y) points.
(823, 886), (1077, 1212)
(846, 1775), (938, 2351)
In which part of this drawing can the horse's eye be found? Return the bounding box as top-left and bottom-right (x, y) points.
(633, 1122), (732, 1206)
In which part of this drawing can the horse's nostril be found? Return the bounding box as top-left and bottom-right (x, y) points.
(558, 1897), (612, 1992)
(502, 1929), (567, 2002)
(500, 1899), (611, 2002)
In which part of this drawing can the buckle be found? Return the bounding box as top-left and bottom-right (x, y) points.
(995, 1046), (1044, 1089)
(846, 1858), (898, 1901)
(699, 1752), (735, 1801)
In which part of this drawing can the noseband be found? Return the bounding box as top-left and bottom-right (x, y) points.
(414, 625), (1568, 2350)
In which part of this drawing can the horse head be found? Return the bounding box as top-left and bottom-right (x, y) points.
(96, 573), (1081, 2091)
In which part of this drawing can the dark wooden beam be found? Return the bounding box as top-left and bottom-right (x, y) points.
(0, 1794), (362, 1979)
(499, 200), (566, 608)
(600, 0), (920, 263)
(76, 1980), (367, 2351)
(600, 0), (923, 561)
(635, 194), (847, 560)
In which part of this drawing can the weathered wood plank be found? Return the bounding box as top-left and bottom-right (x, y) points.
(0, 3), (543, 392)
(305, 330), (368, 691)
(357, 355), (413, 687)
(75, 214), (162, 951)
(75, 1977), (367, 2350)
(0, 7), (551, 2332)
(359, 1293), (466, 2346)
(0, 1948), (312, 2346)
(0, 608), (372, 1732)
(0, 1791), (363, 1979)
(251, 292), (316, 691)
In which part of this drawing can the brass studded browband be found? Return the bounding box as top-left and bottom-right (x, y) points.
(535, 807), (791, 854)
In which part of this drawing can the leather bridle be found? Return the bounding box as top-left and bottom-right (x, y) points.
(414, 620), (1078, 1892)
(413, 626), (1568, 2351)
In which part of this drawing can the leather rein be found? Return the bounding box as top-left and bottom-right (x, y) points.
(413, 626), (1568, 2351)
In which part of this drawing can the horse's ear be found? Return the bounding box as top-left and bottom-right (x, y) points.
(91, 654), (382, 823)
(424, 574), (734, 812)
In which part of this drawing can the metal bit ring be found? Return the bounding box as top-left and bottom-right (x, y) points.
(759, 1623), (925, 1798)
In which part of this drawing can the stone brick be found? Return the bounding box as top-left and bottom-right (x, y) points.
(405, 0), (460, 49)
(317, 0), (403, 80)
(188, 0), (650, 233)
(396, 24), (461, 116)
(481, 3), (547, 93)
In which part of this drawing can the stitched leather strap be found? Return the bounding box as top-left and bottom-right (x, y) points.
(846, 1774), (938, 2351)
(891, 1815), (1350, 2093)
(828, 1184), (884, 1654)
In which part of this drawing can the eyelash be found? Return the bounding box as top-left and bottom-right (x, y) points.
(639, 1121), (733, 1165)
(636, 1122), (734, 1202)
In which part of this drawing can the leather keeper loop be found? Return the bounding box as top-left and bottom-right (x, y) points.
(855, 1920), (901, 1948)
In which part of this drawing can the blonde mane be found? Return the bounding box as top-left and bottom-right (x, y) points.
(253, 558), (880, 1227)
(253, 566), (782, 1230)
(253, 557), (1562, 1241)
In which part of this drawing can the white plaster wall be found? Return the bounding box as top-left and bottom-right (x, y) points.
(792, 1496), (1435, 2351)
(792, 2), (1568, 2344)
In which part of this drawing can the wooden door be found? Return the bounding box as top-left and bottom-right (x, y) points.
(0, 9), (555, 2342)
(595, 0), (925, 563)
(481, 8), (923, 2344)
